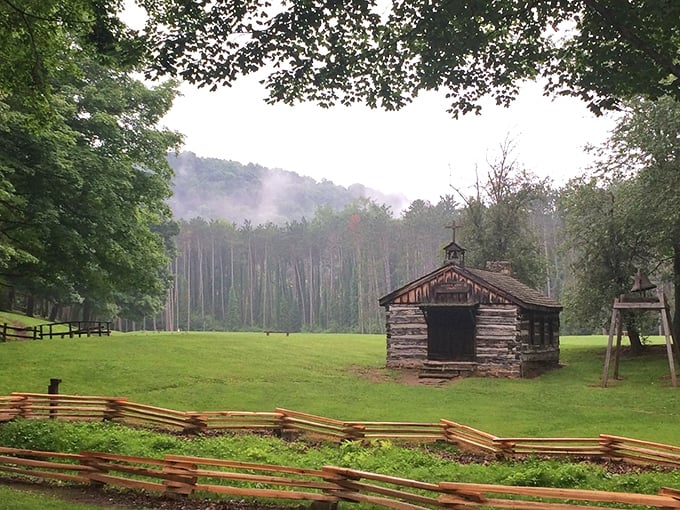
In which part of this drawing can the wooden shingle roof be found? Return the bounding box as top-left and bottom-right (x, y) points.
(379, 263), (561, 312)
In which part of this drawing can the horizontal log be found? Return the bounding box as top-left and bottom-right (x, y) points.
(0, 465), (89, 483)
(82, 452), (168, 466)
(282, 419), (347, 435)
(441, 420), (498, 441)
(200, 411), (282, 418)
(118, 412), (189, 428)
(0, 455), (91, 472)
(203, 424), (280, 430)
(444, 434), (499, 454)
(509, 448), (603, 456)
(439, 482), (680, 507)
(600, 434), (680, 453)
(608, 446), (680, 466)
(166, 455), (327, 477)
(195, 483), (336, 501)
(88, 472), (166, 492)
(360, 434), (444, 441)
(193, 468), (335, 490)
(120, 401), (187, 416)
(12, 393), (118, 401)
(283, 427), (346, 439)
(276, 408), (345, 426)
(464, 497), (627, 509)
(0, 447), (82, 460)
(332, 489), (430, 510)
(323, 467), (439, 492)
(498, 437), (600, 444)
(331, 478), (440, 507)
(447, 429), (498, 448)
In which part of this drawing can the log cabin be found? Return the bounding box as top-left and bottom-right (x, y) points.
(378, 240), (562, 379)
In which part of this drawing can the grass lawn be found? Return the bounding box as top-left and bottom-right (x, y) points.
(0, 485), (121, 510)
(0, 329), (678, 444)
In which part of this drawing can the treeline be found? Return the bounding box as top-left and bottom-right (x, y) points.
(132, 188), (564, 335)
(153, 199), (455, 334)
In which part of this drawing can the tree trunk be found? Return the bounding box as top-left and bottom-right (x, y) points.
(49, 303), (60, 322)
(26, 294), (35, 317)
(674, 243), (680, 343)
(625, 319), (644, 355)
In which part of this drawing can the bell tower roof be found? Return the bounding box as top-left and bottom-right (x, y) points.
(444, 220), (465, 266)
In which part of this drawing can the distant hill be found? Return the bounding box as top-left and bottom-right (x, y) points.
(168, 152), (409, 224)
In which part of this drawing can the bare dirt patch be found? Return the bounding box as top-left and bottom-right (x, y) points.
(349, 366), (458, 386)
(0, 477), (301, 510)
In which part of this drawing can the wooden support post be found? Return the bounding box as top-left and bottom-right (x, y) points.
(602, 299), (619, 387)
(1, 323), (6, 342)
(659, 293), (678, 388)
(613, 306), (624, 380)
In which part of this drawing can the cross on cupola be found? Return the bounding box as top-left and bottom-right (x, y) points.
(443, 220), (465, 266)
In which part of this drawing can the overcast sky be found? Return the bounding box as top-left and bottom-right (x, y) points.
(120, 2), (618, 207)
(160, 75), (618, 206)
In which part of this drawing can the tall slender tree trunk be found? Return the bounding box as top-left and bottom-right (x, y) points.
(674, 243), (680, 342)
(186, 238), (191, 332)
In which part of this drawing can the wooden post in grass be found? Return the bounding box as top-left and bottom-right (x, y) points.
(0, 323), (6, 342)
(48, 378), (61, 419)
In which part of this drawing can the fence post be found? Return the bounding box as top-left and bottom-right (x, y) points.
(599, 434), (616, 461)
(183, 412), (208, 434)
(15, 394), (30, 418)
(48, 378), (62, 419)
(162, 457), (197, 495)
(103, 398), (126, 422)
(80, 452), (107, 488)
(1, 323), (6, 342)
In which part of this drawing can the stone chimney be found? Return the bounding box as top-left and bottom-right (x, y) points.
(485, 260), (512, 276)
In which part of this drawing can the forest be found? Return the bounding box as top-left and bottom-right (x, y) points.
(1, 1), (678, 341)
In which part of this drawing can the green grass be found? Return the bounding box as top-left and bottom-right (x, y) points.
(0, 485), (123, 510)
(0, 332), (678, 443)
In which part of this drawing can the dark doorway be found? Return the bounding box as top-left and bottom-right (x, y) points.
(422, 306), (476, 361)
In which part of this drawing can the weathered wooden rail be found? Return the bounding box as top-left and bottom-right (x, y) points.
(0, 321), (111, 341)
(2, 393), (680, 471)
(0, 446), (679, 509)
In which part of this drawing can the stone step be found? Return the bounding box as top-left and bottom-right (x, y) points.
(419, 361), (477, 379)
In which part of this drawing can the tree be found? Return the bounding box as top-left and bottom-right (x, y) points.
(5, 2), (679, 119)
(560, 95), (680, 344)
(559, 177), (653, 348)
(453, 139), (546, 287)
(0, 53), (182, 319)
(594, 96), (680, 340)
(140, 0), (680, 116)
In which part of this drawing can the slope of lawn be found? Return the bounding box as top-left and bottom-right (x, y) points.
(0, 332), (678, 443)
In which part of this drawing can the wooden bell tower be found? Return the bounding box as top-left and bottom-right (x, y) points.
(602, 270), (680, 388)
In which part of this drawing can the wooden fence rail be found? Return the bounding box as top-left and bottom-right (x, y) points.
(2, 393), (680, 471)
(0, 321), (111, 342)
(0, 447), (678, 510)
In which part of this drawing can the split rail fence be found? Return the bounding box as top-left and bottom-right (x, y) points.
(0, 446), (679, 509)
(1, 393), (679, 469)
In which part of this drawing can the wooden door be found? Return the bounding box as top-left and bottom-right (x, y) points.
(425, 306), (476, 361)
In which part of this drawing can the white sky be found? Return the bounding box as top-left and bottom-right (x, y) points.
(160, 76), (617, 206)
(122, 1), (617, 207)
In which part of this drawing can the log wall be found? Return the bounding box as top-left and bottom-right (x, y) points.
(519, 310), (560, 378)
(385, 304), (560, 377)
(385, 304), (427, 368)
(474, 305), (521, 378)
